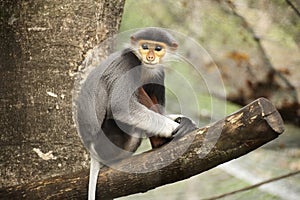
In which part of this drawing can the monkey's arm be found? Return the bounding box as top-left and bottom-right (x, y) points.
(138, 87), (171, 148)
(111, 92), (179, 138)
(138, 87), (197, 147)
(142, 82), (197, 128)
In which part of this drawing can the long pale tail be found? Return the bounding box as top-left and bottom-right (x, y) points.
(88, 156), (102, 200)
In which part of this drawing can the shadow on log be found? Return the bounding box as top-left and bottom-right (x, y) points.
(0, 98), (284, 200)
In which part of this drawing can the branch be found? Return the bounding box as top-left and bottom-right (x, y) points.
(203, 170), (300, 200)
(285, 0), (300, 18)
(0, 98), (284, 200)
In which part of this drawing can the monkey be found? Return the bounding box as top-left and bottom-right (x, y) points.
(75, 27), (197, 200)
(138, 86), (177, 148)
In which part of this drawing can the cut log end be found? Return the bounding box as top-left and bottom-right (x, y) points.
(257, 97), (285, 134)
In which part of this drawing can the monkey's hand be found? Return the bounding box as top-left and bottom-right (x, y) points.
(171, 116), (198, 139)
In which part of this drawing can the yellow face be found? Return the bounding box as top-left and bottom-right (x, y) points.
(137, 40), (167, 65)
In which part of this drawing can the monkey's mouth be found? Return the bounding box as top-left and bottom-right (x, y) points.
(142, 61), (159, 67)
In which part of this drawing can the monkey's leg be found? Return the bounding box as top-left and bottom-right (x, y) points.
(138, 87), (198, 147)
(88, 156), (102, 200)
(138, 87), (160, 112)
(138, 87), (171, 148)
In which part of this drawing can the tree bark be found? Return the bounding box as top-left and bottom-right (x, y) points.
(0, 0), (125, 187)
(0, 98), (284, 200)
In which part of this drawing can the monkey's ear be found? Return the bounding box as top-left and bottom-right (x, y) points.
(170, 42), (178, 51)
(130, 36), (138, 45)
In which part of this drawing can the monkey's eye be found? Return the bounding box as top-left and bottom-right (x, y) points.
(141, 44), (148, 50)
(155, 45), (162, 51)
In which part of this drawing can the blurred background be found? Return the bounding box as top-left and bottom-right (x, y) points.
(118, 0), (300, 199)
(1, 0), (299, 199)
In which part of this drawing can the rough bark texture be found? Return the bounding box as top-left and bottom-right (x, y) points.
(0, 0), (125, 187)
(0, 98), (284, 200)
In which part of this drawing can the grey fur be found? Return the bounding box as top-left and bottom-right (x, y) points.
(131, 27), (178, 47)
(74, 28), (196, 200)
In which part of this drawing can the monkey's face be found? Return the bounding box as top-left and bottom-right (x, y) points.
(137, 40), (166, 66)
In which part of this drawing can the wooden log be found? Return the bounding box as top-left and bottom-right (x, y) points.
(0, 98), (284, 200)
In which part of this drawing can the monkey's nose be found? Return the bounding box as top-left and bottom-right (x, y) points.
(147, 52), (155, 61)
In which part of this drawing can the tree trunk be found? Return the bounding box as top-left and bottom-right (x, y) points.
(0, 98), (285, 199)
(0, 0), (125, 187)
